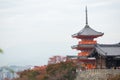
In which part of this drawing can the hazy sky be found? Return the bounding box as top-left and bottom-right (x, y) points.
(0, 0), (120, 67)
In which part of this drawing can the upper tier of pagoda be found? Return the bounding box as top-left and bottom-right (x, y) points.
(72, 6), (104, 39)
(72, 24), (104, 39)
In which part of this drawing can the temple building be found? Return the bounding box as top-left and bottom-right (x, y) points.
(69, 7), (120, 69)
(90, 43), (120, 69)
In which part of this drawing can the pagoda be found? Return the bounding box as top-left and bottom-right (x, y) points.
(71, 7), (104, 69)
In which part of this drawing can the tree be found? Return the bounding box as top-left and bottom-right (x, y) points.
(46, 61), (77, 80)
(13, 66), (47, 80)
(48, 55), (66, 64)
(0, 48), (3, 53)
(14, 70), (40, 80)
(13, 61), (77, 80)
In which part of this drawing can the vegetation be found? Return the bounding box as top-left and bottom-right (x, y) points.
(14, 61), (77, 80)
(46, 61), (77, 80)
(108, 74), (120, 80)
(17, 70), (41, 80)
(0, 48), (3, 53)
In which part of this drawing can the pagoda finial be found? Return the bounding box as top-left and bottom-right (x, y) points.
(85, 6), (88, 25)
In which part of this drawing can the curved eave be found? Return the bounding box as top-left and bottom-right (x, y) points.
(71, 44), (95, 50)
(72, 33), (104, 39)
(72, 25), (104, 39)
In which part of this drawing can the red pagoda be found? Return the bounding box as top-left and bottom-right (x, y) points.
(71, 7), (104, 69)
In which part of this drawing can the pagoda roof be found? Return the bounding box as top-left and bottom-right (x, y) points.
(91, 43), (120, 56)
(72, 25), (104, 38)
(71, 44), (95, 50)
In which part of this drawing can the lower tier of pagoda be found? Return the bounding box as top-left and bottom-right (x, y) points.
(77, 57), (96, 69)
(78, 52), (90, 56)
(71, 44), (95, 50)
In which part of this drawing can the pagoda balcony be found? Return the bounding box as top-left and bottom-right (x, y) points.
(79, 40), (97, 44)
(78, 52), (89, 56)
(71, 44), (95, 50)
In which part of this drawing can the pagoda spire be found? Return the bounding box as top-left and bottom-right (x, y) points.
(85, 6), (88, 25)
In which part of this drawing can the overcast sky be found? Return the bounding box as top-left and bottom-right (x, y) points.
(0, 0), (120, 67)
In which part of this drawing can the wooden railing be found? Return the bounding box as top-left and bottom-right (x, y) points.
(78, 52), (89, 56)
(79, 41), (97, 44)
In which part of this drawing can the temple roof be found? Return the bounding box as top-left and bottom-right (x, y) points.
(72, 25), (104, 38)
(94, 43), (120, 56)
(71, 44), (95, 50)
(72, 7), (104, 38)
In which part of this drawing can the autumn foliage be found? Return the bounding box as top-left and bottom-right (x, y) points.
(46, 61), (77, 80)
(14, 61), (77, 80)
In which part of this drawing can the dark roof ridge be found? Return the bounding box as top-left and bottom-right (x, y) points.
(97, 43), (120, 47)
(95, 44), (106, 54)
(78, 25), (104, 35)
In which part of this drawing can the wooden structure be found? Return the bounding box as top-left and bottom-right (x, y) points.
(71, 7), (104, 69)
(89, 43), (120, 69)
(70, 7), (120, 69)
